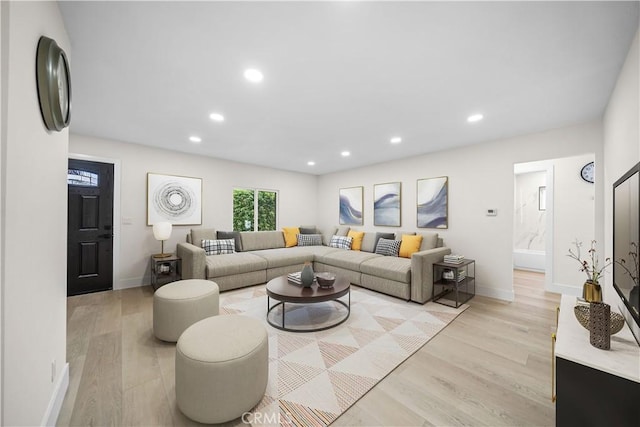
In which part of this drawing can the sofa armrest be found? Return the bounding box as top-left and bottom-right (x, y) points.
(177, 242), (206, 280)
(410, 247), (451, 303)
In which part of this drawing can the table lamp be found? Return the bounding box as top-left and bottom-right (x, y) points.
(153, 221), (172, 258)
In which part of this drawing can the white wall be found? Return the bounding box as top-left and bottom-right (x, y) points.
(318, 120), (603, 301)
(69, 134), (319, 288)
(552, 153), (596, 288)
(0, 0), (6, 418)
(514, 171), (546, 251)
(604, 29), (639, 308)
(1, 1), (69, 425)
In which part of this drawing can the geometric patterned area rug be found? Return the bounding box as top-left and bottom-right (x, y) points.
(219, 284), (468, 426)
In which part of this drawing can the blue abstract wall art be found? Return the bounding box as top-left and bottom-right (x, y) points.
(374, 182), (401, 226)
(339, 186), (363, 225)
(417, 176), (448, 229)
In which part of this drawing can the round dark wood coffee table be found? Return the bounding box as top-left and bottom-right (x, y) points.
(266, 275), (350, 332)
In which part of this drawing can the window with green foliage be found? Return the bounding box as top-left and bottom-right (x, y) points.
(233, 188), (278, 231)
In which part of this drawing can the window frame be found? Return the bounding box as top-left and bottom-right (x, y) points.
(233, 187), (279, 232)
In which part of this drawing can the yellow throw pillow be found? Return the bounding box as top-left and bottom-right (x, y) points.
(282, 227), (300, 248)
(347, 230), (365, 251)
(399, 234), (423, 258)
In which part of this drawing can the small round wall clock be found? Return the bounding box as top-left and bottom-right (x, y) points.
(36, 36), (71, 131)
(581, 161), (595, 183)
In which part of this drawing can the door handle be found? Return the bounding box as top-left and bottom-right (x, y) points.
(98, 233), (113, 239)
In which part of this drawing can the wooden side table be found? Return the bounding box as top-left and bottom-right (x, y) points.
(432, 259), (475, 308)
(151, 254), (181, 290)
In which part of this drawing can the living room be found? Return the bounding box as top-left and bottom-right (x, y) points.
(1, 1), (639, 426)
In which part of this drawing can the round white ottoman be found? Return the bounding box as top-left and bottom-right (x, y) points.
(175, 314), (269, 424)
(153, 279), (219, 342)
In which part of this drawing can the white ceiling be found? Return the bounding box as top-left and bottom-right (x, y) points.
(59, 1), (639, 175)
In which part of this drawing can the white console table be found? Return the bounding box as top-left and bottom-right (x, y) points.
(554, 294), (640, 426)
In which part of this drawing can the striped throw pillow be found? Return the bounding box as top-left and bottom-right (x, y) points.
(329, 235), (353, 250)
(375, 238), (401, 257)
(201, 239), (235, 255)
(297, 234), (322, 246)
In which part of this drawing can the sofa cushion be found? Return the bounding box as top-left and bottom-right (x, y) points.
(321, 227), (337, 245)
(319, 249), (379, 271)
(347, 230), (365, 251)
(361, 256), (411, 283)
(297, 234), (322, 246)
(299, 226), (317, 234)
(191, 228), (217, 246)
(336, 226), (350, 236)
(202, 239), (235, 255)
(360, 232), (395, 253)
(217, 231), (243, 252)
(399, 234), (423, 258)
(205, 252), (267, 277)
(394, 230), (416, 240)
(282, 227), (299, 247)
(301, 246), (341, 258)
(375, 238), (401, 257)
(418, 232), (439, 251)
(361, 233), (375, 253)
(251, 247), (314, 269)
(240, 231), (285, 251)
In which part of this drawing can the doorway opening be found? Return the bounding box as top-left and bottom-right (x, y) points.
(513, 154), (596, 296)
(513, 160), (553, 293)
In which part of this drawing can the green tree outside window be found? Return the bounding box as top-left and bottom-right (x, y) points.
(233, 188), (277, 231)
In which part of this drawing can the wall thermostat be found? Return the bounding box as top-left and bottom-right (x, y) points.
(487, 209), (498, 216)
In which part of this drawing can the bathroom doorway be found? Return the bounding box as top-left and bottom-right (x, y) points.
(513, 154), (596, 295)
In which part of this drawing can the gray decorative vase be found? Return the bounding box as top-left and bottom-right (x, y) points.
(589, 302), (611, 350)
(301, 262), (315, 287)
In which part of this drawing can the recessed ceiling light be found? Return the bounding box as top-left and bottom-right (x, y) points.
(209, 112), (225, 122)
(307, 161), (315, 166)
(244, 68), (264, 83)
(390, 137), (402, 144)
(467, 113), (484, 123)
(341, 151), (350, 157)
(189, 136), (202, 143)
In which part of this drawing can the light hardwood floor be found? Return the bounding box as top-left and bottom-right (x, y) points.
(58, 270), (559, 426)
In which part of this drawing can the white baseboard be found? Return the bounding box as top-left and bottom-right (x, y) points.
(41, 362), (69, 426)
(548, 282), (581, 296)
(476, 285), (515, 302)
(514, 266), (545, 273)
(115, 276), (149, 290)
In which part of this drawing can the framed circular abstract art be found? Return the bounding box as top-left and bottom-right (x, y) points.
(147, 173), (202, 225)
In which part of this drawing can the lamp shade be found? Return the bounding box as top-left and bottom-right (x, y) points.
(152, 222), (172, 241)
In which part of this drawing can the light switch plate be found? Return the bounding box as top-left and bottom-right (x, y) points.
(487, 209), (497, 216)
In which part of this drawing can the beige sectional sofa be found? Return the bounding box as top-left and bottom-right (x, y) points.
(177, 228), (450, 303)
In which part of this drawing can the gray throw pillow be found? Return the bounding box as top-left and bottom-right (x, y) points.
(299, 226), (317, 234)
(374, 232), (395, 250)
(375, 238), (401, 257)
(297, 234), (322, 246)
(217, 231), (243, 252)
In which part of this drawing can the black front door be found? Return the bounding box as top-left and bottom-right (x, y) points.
(67, 159), (114, 296)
